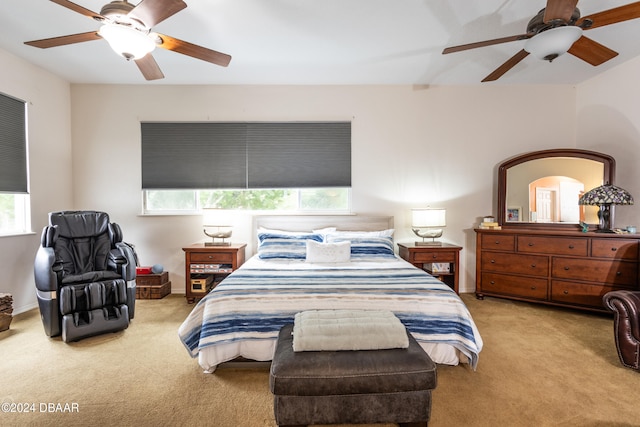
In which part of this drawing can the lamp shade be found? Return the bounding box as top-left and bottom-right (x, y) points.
(202, 208), (234, 227)
(98, 23), (156, 60)
(578, 184), (634, 206)
(412, 208), (446, 228)
(524, 26), (583, 61)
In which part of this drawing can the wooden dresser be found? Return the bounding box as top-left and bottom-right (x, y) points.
(475, 228), (640, 312)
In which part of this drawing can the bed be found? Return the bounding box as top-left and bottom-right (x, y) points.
(178, 215), (483, 372)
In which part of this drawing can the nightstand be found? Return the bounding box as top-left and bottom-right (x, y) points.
(182, 243), (246, 303)
(397, 242), (462, 294)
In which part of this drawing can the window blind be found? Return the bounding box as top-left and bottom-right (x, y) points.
(141, 121), (351, 190)
(0, 93), (28, 193)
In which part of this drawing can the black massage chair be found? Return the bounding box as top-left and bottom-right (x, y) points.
(34, 211), (136, 342)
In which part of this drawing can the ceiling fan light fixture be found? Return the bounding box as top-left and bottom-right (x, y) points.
(524, 26), (583, 62)
(98, 23), (156, 60)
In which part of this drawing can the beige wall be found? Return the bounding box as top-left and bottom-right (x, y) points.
(576, 55), (640, 229)
(0, 49), (72, 313)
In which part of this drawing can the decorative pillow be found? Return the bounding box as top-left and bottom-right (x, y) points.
(257, 232), (323, 259)
(306, 240), (351, 263)
(326, 229), (395, 258)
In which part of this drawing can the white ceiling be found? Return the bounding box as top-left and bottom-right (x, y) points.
(1, 0), (640, 85)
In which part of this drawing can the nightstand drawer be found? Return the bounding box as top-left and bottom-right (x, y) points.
(412, 250), (457, 263)
(190, 252), (234, 263)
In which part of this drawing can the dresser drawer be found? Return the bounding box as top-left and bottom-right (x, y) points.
(591, 239), (639, 260)
(480, 234), (515, 251)
(551, 258), (638, 286)
(481, 272), (548, 299)
(517, 236), (588, 257)
(189, 252), (234, 263)
(481, 252), (548, 277)
(551, 280), (620, 308)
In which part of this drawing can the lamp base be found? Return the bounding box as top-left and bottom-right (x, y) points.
(205, 241), (231, 246)
(594, 229), (616, 234)
(415, 241), (443, 246)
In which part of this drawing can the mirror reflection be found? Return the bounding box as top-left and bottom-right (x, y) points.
(506, 157), (603, 224)
(497, 149), (615, 229)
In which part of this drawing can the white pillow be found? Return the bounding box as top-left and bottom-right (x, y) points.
(306, 240), (351, 263)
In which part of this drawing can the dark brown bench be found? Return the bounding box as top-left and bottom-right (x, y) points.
(269, 324), (437, 427)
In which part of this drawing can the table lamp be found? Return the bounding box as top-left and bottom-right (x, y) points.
(412, 208), (446, 245)
(578, 184), (634, 233)
(202, 208), (233, 246)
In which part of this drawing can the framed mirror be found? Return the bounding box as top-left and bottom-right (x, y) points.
(497, 149), (615, 229)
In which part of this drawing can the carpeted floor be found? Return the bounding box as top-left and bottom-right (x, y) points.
(1, 293), (639, 427)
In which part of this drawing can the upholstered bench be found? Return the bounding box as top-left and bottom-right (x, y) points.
(269, 324), (437, 427)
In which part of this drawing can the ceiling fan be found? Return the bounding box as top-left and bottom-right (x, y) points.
(24, 0), (231, 81)
(442, 0), (640, 82)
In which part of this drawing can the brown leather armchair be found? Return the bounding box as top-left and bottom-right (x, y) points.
(603, 290), (640, 371)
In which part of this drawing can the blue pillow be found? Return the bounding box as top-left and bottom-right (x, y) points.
(326, 230), (395, 259)
(257, 232), (323, 259)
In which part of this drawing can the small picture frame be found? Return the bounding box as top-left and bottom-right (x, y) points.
(506, 206), (522, 222)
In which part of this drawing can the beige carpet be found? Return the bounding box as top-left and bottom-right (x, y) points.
(1, 293), (639, 427)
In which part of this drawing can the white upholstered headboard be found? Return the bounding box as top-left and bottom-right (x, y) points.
(252, 215), (394, 254)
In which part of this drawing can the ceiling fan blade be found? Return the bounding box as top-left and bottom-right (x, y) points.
(482, 49), (530, 82)
(24, 31), (101, 48)
(578, 1), (640, 30)
(135, 54), (165, 80)
(50, 0), (104, 20)
(156, 33), (231, 67)
(129, 0), (187, 28)
(567, 36), (618, 66)
(543, 0), (578, 23)
(442, 34), (533, 54)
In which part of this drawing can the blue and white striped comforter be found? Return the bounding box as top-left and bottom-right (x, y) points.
(178, 256), (483, 370)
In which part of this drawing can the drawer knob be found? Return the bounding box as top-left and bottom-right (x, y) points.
(531, 286), (537, 290)
(616, 271), (622, 276)
(528, 242), (534, 247)
(611, 247), (618, 252)
(563, 290), (569, 295)
(564, 266), (570, 271)
(531, 264), (536, 268)
(490, 281), (495, 284)
(490, 259), (496, 263)
(432, 255), (437, 259)
(568, 245), (574, 249)
(494, 241), (500, 245)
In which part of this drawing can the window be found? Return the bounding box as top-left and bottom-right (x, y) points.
(141, 122), (351, 213)
(143, 188), (351, 213)
(0, 92), (30, 235)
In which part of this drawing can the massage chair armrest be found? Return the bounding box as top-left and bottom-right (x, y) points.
(34, 247), (60, 292)
(109, 247), (136, 281)
(603, 290), (640, 340)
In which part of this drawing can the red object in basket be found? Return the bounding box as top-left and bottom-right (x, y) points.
(136, 266), (152, 275)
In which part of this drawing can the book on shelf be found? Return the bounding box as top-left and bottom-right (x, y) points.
(190, 263), (233, 273)
(424, 262), (450, 274)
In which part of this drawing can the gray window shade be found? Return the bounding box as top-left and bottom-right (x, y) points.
(142, 122), (247, 189)
(0, 93), (27, 193)
(141, 122), (351, 190)
(247, 122), (351, 188)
